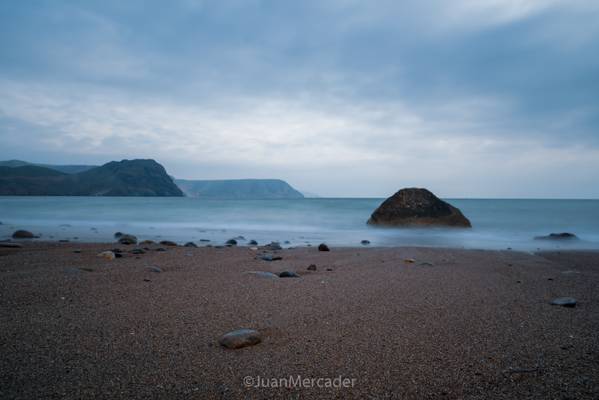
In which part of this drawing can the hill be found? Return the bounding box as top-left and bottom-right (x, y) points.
(0, 160), (97, 174)
(0, 159), (183, 196)
(175, 179), (304, 199)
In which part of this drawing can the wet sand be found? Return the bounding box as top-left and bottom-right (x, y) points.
(1, 242), (598, 399)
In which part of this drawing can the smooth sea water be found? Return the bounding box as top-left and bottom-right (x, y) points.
(1, 197), (599, 251)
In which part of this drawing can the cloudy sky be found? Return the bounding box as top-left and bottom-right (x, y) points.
(1, 0), (598, 197)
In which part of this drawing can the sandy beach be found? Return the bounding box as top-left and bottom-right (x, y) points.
(1, 242), (598, 399)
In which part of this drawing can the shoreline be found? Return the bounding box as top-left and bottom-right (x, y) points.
(1, 242), (598, 399)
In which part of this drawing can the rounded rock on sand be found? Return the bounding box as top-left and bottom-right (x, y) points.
(97, 251), (116, 260)
(226, 239), (238, 246)
(159, 240), (178, 247)
(118, 234), (137, 245)
(12, 230), (37, 239)
(245, 271), (279, 279)
(361, 240), (371, 245)
(307, 264), (317, 271)
(279, 271), (300, 278)
(219, 329), (262, 349)
(550, 297), (577, 308)
(318, 243), (330, 252)
(184, 242), (198, 247)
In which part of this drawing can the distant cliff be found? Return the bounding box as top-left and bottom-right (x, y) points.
(0, 160), (96, 174)
(0, 159), (183, 196)
(175, 179), (304, 199)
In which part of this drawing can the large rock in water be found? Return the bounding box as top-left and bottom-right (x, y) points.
(367, 188), (471, 228)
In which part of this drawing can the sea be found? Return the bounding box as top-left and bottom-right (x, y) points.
(1, 197), (599, 251)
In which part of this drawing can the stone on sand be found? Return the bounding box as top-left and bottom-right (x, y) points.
(184, 242), (198, 247)
(118, 234), (137, 245)
(367, 188), (471, 227)
(279, 271), (300, 278)
(0, 242), (23, 248)
(219, 329), (262, 349)
(307, 264), (317, 271)
(245, 271), (279, 279)
(12, 230), (37, 239)
(261, 254), (282, 262)
(318, 243), (330, 252)
(550, 297), (577, 308)
(159, 240), (178, 247)
(97, 251), (116, 260)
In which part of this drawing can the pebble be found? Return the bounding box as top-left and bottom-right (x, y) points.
(184, 242), (198, 247)
(0, 242), (23, 248)
(130, 248), (145, 255)
(159, 240), (178, 247)
(261, 254), (282, 262)
(550, 297), (577, 308)
(318, 243), (330, 252)
(245, 271), (279, 279)
(219, 329), (262, 349)
(97, 251), (116, 260)
(226, 239), (238, 246)
(155, 248), (166, 252)
(118, 234), (138, 245)
(248, 240), (258, 245)
(307, 264), (317, 271)
(361, 240), (371, 245)
(279, 271), (300, 278)
(265, 242), (282, 251)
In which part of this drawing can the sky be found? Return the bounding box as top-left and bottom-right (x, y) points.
(0, 0), (598, 198)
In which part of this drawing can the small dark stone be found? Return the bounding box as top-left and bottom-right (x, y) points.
(326, 268), (333, 271)
(129, 248), (145, 254)
(155, 247), (166, 252)
(261, 254), (282, 262)
(284, 240), (290, 244)
(143, 278), (151, 282)
(114, 253), (123, 258)
(318, 243), (330, 252)
(219, 329), (262, 349)
(245, 271), (279, 279)
(184, 242), (198, 247)
(550, 297), (577, 307)
(118, 234), (137, 245)
(0, 242), (23, 248)
(307, 264), (317, 271)
(279, 271), (300, 278)
(248, 240), (258, 245)
(73, 250), (81, 254)
(265, 242), (282, 251)
(12, 230), (37, 239)
(226, 239), (238, 246)
(114, 232), (123, 238)
(361, 240), (370, 245)
(159, 240), (178, 246)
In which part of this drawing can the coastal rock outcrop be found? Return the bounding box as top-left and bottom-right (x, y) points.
(535, 232), (578, 241)
(367, 188), (471, 228)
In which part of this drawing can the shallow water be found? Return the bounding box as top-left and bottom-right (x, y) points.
(1, 197), (598, 250)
